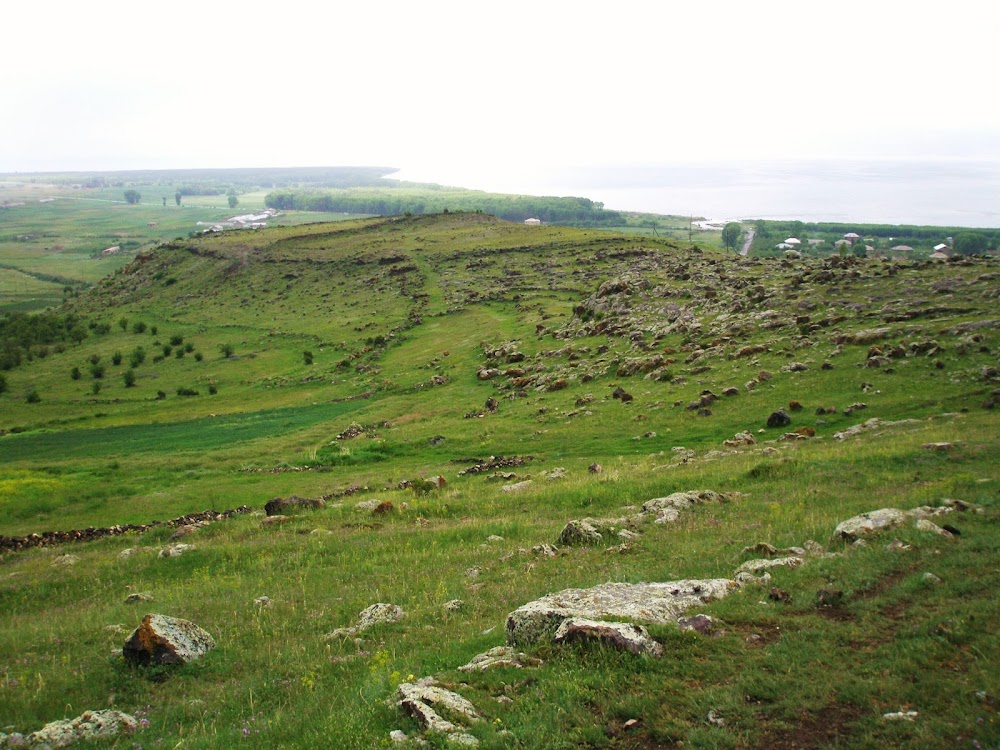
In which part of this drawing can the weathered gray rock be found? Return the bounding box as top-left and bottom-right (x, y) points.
(833, 508), (909, 540)
(457, 646), (542, 672)
(51, 554), (80, 567)
(558, 520), (603, 545)
(327, 602), (405, 639)
(500, 480), (533, 493)
(914, 519), (954, 538)
(736, 557), (803, 575)
(123, 613), (215, 666)
(397, 682), (480, 735)
(27, 710), (137, 748)
(506, 579), (735, 645)
(641, 490), (728, 517)
(158, 543), (194, 558)
(124, 592), (154, 604)
(553, 618), (663, 657)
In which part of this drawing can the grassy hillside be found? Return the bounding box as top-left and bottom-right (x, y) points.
(0, 213), (997, 749)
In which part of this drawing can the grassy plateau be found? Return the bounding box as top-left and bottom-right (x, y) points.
(0, 209), (998, 749)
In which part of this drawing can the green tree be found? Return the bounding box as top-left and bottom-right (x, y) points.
(954, 232), (989, 256)
(721, 222), (743, 253)
(123, 189), (141, 204)
(175, 191), (182, 206)
(228, 192), (239, 209)
(123, 369), (136, 388)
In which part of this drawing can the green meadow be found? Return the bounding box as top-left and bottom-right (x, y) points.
(0, 203), (998, 748)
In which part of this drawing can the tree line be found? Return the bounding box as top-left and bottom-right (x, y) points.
(264, 188), (624, 225)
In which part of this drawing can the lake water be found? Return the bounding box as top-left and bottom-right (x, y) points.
(388, 159), (1000, 228)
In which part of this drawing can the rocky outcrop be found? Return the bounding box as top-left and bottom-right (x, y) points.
(506, 579), (735, 645)
(123, 613), (216, 666)
(25, 710), (137, 748)
(553, 618), (664, 657)
(833, 508), (909, 540)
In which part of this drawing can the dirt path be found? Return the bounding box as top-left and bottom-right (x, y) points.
(740, 228), (755, 256)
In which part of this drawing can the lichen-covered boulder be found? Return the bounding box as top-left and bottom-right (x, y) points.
(735, 557), (803, 575)
(27, 710), (137, 748)
(833, 508), (909, 540)
(123, 613), (215, 666)
(506, 579), (735, 645)
(553, 618), (663, 657)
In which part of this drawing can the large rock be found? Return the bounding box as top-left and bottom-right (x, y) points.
(457, 646), (541, 672)
(833, 508), (909, 540)
(27, 710), (137, 748)
(766, 410), (792, 428)
(123, 614), (215, 666)
(397, 682), (480, 735)
(736, 557), (803, 575)
(506, 579), (735, 645)
(641, 490), (728, 516)
(264, 495), (325, 516)
(553, 618), (664, 657)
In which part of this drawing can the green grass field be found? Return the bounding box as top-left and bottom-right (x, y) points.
(0, 207), (998, 749)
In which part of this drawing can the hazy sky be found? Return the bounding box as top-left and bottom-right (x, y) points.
(3, 0), (998, 174)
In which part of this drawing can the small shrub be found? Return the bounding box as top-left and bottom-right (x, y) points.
(0, 373), (6, 394)
(208, 384), (218, 395)
(112, 351), (123, 366)
(90, 364), (105, 379)
(194, 352), (203, 362)
(304, 350), (314, 365)
(132, 321), (147, 334)
(175, 348), (185, 358)
(162, 345), (172, 357)
(184, 343), (194, 353)
(156, 390), (166, 400)
(70, 366), (81, 380)
(89, 353), (101, 366)
(176, 386), (199, 396)
(118, 317), (128, 331)
(123, 370), (136, 387)
(91, 382), (101, 395)
(170, 335), (183, 346)
(164, 277), (177, 286)
(26, 388), (40, 403)
(129, 347), (146, 367)
(152, 355), (165, 363)
(150, 326), (158, 336)
(220, 343), (234, 358)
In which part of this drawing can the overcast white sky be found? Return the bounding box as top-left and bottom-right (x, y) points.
(2, 0), (998, 174)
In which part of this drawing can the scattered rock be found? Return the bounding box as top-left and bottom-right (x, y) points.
(124, 592), (154, 604)
(768, 587), (792, 603)
(51, 554), (80, 567)
(882, 710), (919, 722)
(766, 410), (792, 428)
(815, 589), (844, 608)
(559, 520), (604, 545)
(26, 710), (138, 749)
(327, 603), (405, 639)
(723, 431), (756, 447)
(501, 480), (533, 493)
(735, 557), (802, 575)
(443, 599), (464, 612)
(118, 548), (140, 560)
(457, 646), (542, 672)
(923, 572), (943, 585)
(254, 596), (273, 607)
(833, 508), (909, 540)
(676, 614), (716, 635)
(914, 519), (954, 538)
(553, 618), (663, 657)
(588, 462), (603, 473)
(123, 613), (216, 666)
(506, 579), (735, 645)
(158, 543), (194, 558)
(397, 682), (481, 736)
(532, 543), (559, 557)
(264, 495), (325, 516)
(922, 442), (954, 452)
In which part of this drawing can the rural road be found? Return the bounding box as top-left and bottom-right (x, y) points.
(740, 229), (755, 256)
